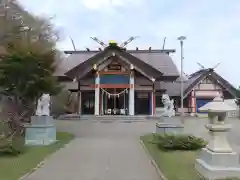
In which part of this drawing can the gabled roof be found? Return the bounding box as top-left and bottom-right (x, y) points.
(55, 46), (179, 81)
(161, 68), (238, 98)
(64, 46), (172, 80)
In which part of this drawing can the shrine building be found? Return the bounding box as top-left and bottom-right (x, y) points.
(55, 41), (238, 117)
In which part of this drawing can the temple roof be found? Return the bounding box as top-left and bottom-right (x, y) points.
(55, 47), (179, 81)
(161, 68), (238, 98)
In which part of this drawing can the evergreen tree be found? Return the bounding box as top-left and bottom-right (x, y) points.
(0, 46), (61, 135)
(0, 1), (62, 135)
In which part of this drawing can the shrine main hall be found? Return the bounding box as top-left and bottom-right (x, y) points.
(55, 41), (238, 117)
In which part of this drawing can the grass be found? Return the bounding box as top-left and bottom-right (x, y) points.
(0, 132), (73, 180)
(141, 134), (201, 180)
(141, 134), (240, 180)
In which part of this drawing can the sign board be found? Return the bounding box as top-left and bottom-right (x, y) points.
(107, 62), (121, 71)
(137, 92), (149, 98)
(195, 90), (222, 97)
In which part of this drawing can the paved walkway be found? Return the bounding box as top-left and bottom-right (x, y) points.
(25, 117), (240, 180)
(25, 121), (160, 180)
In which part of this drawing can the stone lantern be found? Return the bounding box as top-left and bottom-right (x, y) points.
(195, 95), (240, 179)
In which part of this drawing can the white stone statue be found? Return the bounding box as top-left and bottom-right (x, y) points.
(36, 93), (50, 116)
(161, 93), (175, 117)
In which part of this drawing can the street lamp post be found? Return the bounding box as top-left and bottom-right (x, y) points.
(177, 36), (186, 124)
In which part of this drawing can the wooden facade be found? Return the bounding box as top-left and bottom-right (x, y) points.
(172, 73), (237, 116)
(61, 54), (158, 115)
(55, 42), (238, 117)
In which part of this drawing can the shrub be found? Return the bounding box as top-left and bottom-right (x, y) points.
(0, 121), (26, 155)
(0, 135), (26, 155)
(7, 135), (26, 155)
(216, 178), (240, 180)
(51, 90), (77, 118)
(156, 134), (206, 151)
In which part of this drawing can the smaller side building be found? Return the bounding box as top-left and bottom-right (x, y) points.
(160, 68), (239, 117)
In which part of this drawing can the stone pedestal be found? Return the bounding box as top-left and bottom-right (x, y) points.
(156, 117), (183, 134)
(24, 116), (56, 146)
(156, 122), (183, 134)
(195, 124), (240, 179)
(205, 123), (233, 153)
(195, 95), (240, 179)
(195, 148), (240, 179)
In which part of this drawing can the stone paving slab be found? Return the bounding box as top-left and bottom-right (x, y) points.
(24, 117), (240, 180)
(25, 121), (160, 180)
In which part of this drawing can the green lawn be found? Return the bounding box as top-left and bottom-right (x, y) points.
(141, 134), (204, 180)
(141, 134), (240, 180)
(0, 132), (73, 180)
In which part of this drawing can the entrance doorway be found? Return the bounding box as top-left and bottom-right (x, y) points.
(101, 88), (129, 115)
(135, 92), (151, 115)
(81, 91), (95, 114)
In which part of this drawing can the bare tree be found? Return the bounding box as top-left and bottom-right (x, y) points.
(0, 0), (60, 52)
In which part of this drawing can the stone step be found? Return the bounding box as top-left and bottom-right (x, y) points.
(58, 114), (161, 121)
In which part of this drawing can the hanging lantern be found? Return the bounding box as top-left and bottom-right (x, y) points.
(93, 64), (97, 70)
(130, 64), (134, 70)
(117, 94), (119, 98)
(126, 89), (128, 94)
(108, 94), (111, 99)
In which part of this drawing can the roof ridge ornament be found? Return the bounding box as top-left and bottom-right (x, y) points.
(109, 40), (118, 47)
(90, 37), (107, 48)
(119, 36), (139, 48)
(196, 62), (220, 71)
(90, 36), (139, 49)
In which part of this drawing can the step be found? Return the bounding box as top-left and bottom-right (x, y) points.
(57, 114), (161, 121)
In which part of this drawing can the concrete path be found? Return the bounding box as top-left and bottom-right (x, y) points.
(25, 121), (160, 180)
(25, 117), (240, 180)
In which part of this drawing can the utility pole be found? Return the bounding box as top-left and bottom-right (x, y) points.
(177, 36), (186, 124)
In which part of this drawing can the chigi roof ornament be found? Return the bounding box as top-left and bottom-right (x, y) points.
(90, 36), (139, 49)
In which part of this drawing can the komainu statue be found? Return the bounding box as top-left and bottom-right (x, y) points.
(36, 93), (50, 116)
(161, 93), (175, 117)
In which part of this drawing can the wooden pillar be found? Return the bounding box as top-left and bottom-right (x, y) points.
(94, 72), (100, 115)
(129, 71), (135, 115)
(152, 83), (156, 115)
(99, 89), (102, 115)
(77, 81), (81, 114)
(190, 90), (196, 116)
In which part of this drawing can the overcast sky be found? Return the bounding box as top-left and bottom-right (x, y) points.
(21, 0), (240, 87)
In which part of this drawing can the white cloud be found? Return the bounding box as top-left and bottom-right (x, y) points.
(17, 0), (240, 87)
(80, 0), (142, 10)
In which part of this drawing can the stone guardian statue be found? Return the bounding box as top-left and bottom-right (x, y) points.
(35, 93), (50, 116)
(161, 93), (175, 117)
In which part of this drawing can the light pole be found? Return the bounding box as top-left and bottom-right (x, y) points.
(177, 36), (186, 123)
